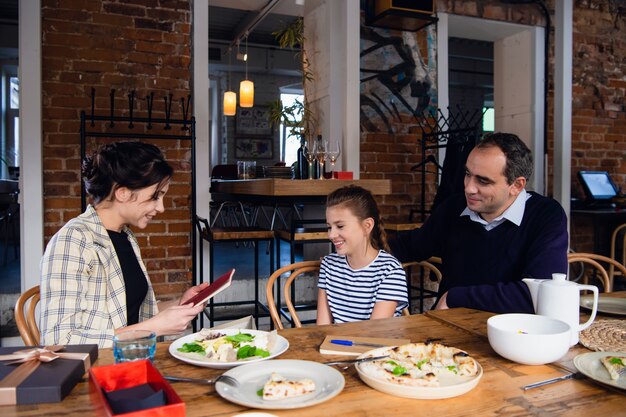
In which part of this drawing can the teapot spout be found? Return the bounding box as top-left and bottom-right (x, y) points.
(522, 278), (540, 313)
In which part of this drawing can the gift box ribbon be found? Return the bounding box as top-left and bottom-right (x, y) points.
(0, 345), (92, 405)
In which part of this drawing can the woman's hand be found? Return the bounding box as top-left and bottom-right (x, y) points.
(137, 303), (205, 336)
(179, 282), (209, 306)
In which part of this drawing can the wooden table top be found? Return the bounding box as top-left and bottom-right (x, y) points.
(6, 306), (624, 417)
(211, 178), (391, 197)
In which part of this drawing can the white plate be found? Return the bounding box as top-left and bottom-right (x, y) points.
(355, 347), (483, 399)
(168, 328), (289, 369)
(216, 360), (345, 410)
(573, 351), (626, 390)
(580, 295), (626, 316)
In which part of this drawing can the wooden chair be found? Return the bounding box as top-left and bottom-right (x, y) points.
(15, 285), (40, 346)
(609, 223), (626, 287)
(401, 258), (442, 315)
(265, 260), (320, 329)
(567, 252), (626, 292)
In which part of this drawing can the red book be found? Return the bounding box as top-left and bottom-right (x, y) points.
(184, 269), (235, 307)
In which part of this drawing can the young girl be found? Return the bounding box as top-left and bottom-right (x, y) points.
(317, 185), (408, 324)
(40, 141), (207, 347)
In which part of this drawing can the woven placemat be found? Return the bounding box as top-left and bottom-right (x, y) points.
(579, 319), (626, 352)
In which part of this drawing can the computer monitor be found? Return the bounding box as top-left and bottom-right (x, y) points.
(577, 171), (618, 201)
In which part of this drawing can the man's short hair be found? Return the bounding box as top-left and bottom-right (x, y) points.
(477, 132), (533, 184)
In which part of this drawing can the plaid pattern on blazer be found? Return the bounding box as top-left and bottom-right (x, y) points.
(40, 205), (158, 348)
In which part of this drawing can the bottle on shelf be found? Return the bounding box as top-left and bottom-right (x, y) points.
(297, 136), (309, 179)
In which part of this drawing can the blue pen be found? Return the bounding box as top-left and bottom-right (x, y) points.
(330, 339), (387, 348)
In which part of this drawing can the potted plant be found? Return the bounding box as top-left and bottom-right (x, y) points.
(269, 17), (316, 142)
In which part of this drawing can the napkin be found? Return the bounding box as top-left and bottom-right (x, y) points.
(104, 383), (167, 414)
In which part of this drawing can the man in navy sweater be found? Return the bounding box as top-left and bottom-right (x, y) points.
(391, 132), (568, 313)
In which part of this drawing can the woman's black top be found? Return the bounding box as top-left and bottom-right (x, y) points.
(107, 229), (148, 325)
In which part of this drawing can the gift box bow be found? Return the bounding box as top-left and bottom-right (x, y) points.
(0, 346), (92, 405)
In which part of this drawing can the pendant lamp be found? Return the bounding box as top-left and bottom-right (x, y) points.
(239, 36), (254, 108)
(223, 49), (236, 116)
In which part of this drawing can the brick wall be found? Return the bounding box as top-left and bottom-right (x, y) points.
(41, 0), (192, 300)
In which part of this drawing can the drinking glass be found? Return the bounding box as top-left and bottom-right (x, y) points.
(113, 330), (157, 363)
(314, 138), (327, 180)
(327, 140), (341, 167)
(304, 143), (317, 179)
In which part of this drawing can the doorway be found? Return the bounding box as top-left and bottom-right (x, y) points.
(438, 13), (545, 193)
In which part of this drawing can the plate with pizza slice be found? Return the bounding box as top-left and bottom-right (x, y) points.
(216, 359), (345, 410)
(574, 351), (626, 390)
(355, 342), (483, 399)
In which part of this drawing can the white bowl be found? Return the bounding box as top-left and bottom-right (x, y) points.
(487, 314), (571, 365)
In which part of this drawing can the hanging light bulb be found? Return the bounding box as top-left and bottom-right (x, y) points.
(224, 48), (236, 116)
(239, 36), (254, 108)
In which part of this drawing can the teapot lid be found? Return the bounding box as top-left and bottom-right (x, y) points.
(546, 272), (574, 286)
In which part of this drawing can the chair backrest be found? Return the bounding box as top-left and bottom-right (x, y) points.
(610, 223), (626, 284)
(15, 285), (41, 346)
(567, 252), (626, 292)
(265, 260), (320, 329)
(401, 258), (442, 315)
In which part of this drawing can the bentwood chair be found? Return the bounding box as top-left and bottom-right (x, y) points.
(401, 258), (442, 315)
(609, 223), (626, 287)
(567, 252), (626, 292)
(265, 260), (320, 329)
(15, 285), (41, 346)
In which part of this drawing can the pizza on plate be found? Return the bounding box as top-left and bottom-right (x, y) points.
(261, 372), (316, 401)
(600, 356), (626, 380)
(358, 342), (479, 387)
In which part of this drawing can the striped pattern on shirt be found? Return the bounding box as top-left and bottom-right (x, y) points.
(318, 250), (408, 323)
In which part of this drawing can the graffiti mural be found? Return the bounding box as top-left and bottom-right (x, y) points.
(360, 25), (437, 133)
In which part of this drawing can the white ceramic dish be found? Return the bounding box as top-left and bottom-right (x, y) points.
(487, 314), (571, 365)
(580, 294), (626, 316)
(216, 360), (345, 410)
(354, 347), (483, 399)
(573, 351), (626, 390)
(168, 328), (289, 369)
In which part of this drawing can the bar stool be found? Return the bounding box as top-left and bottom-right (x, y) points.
(275, 218), (330, 326)
(194, 215), (275, 328)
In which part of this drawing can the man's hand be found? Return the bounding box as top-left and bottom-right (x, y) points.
(434, 292), (449, 310)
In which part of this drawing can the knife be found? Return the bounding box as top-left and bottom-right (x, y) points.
(323, 355), (390, 366)
(522, 372), (583, 390)
(330, 339), (388, 348)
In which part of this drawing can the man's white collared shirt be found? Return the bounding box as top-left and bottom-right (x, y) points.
(461, 189), (531, 231)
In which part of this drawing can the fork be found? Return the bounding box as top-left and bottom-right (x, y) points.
(164, 374), (240, 387)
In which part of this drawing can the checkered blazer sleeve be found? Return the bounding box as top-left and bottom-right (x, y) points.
(40, 224), (116, 347)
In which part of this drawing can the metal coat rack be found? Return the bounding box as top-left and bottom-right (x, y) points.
(79, 88), (198, 306)
(411, 106), (484, 222)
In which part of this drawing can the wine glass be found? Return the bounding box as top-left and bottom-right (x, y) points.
(304, 142), (316, 180)
(314, 138), (327, 180)
(327, 140), (341, 167)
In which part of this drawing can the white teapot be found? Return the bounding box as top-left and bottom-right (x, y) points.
(523, 273), (598, 346)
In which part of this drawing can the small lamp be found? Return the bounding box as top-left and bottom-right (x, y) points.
(223, 90), (236, 116)
(223, 49), (236, 116)
(239, 36), (254, 108)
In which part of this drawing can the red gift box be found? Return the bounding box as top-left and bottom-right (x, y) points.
(0, 344), (98, 405)
(333, 171), (353, 180)
(89, 360), (185, 417)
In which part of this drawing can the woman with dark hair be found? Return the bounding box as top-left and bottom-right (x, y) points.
(40, 141), (207, 347)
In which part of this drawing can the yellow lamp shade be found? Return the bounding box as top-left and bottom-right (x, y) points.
(223, 90), (236, 116)
(239, 79), (254, 108)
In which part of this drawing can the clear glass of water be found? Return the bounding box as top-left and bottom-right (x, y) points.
(113, 330), (157, 364)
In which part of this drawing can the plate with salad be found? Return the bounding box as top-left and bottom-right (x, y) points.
(169, 328), (290, 369)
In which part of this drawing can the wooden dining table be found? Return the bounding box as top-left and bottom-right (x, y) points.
(6, 297), (624, 417)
